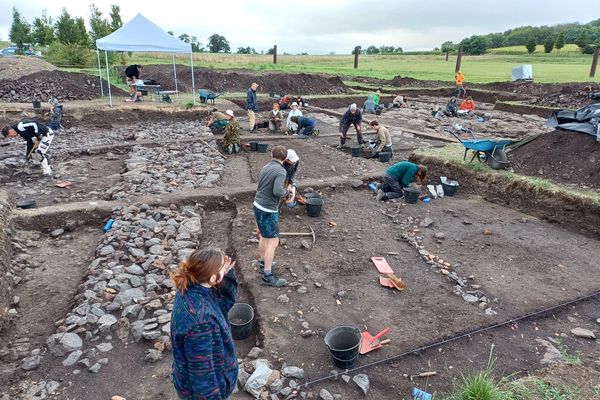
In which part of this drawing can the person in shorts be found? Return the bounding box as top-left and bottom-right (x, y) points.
(253, 145), (289, 287)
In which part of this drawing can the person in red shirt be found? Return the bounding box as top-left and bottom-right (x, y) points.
(459, 96), (476, 111)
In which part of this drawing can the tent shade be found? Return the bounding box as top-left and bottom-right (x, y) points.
(96, 13), (191, 53)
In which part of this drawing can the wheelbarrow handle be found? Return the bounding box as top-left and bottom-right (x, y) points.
(373, 327), (391, 340)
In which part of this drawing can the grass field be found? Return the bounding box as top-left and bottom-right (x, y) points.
(116, 51), (599, 84)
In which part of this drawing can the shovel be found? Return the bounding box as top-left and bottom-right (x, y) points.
(359, 327), (390, 354)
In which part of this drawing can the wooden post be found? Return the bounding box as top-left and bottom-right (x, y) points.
(590, 47), (600, 78)
(455, 47), (463, 73)
(445, 51), (449, 62)
(273, 45), (277, 65)
(354, 46), (360, 69)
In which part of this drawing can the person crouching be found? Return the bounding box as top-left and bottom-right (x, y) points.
(376, 161), (427, 201)
(2, 119), (55, 176)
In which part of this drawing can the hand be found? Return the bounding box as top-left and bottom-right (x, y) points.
(223, 255), (236, 274)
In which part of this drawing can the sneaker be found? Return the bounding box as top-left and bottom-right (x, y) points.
(258, 260), (278, 275)
(375, 189), (386, 201)
(262, 273), (287, 287)
(313, 129), (320, 136)
(336, 144), (343, 150)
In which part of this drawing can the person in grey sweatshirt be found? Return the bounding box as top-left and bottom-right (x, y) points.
(253, 145), (289, 287)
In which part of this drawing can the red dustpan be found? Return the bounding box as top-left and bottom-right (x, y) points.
(359, 327), (390, 354)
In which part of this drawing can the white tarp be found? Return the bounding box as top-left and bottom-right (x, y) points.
(96, 13), (191, 53)
(512, 64), (533, 81)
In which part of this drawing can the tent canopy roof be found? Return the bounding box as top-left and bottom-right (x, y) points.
(96, 13), (191, 53)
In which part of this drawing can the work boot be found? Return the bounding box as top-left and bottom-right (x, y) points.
(375, 189), (386, 201)
(262, 272), (287, 287)
(258, 260), (278, 275)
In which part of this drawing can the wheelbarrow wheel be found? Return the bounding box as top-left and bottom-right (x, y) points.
(486, 148), (508, 170)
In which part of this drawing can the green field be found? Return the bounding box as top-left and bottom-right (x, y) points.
(116, 51), (598, 84)
(487, 43), (581, 55)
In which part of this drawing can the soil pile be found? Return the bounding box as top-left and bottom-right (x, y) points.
(510, 129), (600, 188)
(389, 75), (446, 88)
(119, 65), (349, 95)
(0, 70), (127, 102)
(0, 56), (57, 81)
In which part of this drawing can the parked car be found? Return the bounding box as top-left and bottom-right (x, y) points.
(0, 46), (42, 57)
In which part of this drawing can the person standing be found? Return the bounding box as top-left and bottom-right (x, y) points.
(1, 119), (55, 176)
(376, 161), (427, 201)
(170, 248), (238, 400)
(338, 103), (364, 149)
(454, 70), (466, 98)
(47, 97), (63, 131)
(246, 82), (259, 131)
(253, 145), (289, 287)
(369, 120), (393, 158)
(286, 102), (303, 134)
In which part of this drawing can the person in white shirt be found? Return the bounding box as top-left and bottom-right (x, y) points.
(286, 102), (303, 134)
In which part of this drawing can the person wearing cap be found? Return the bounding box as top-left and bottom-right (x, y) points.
(369, 120), (393, 158)
(2, 119), (55, 176)
(253, 145), (289, 287)
(246, 82), (259, 131)
(338, 103), (364, 149)
(269, 103), (284, 133)
(283, 149), (300, 206)
(286, 102), (303, 134)
(206, 108), (230, 132)
(222, 110), (240, 154)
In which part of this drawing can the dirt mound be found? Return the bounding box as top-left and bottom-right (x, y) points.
(0, 56), (57, 81)
(510, 129), (600, 188)
(118, 65), (349, 95)
(389, 75), (446, 88)
(0, 70), (127, 102)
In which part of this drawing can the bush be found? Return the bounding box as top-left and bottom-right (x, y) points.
(46, 42), (93, 67)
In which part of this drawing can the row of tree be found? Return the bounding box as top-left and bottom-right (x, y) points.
(449, 19), (600, 55)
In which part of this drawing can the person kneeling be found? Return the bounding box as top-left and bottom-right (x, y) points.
(369, 120), (393, 158)
(376, 161), (427, 201)
(290, 116), (318, 136)
(222, 110), (241, 154)
(269, 103), (284, 132)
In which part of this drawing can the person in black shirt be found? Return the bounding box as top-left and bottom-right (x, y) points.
(338, 103), (364, 149)
(1, 119), (55, 176)
(125, 64), (143, 84)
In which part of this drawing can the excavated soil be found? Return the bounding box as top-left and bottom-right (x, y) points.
(0, 56), (57, 81)
(117, 65), (349, 95)
(510, 129), (600, 190)
(0, 70), (127, 102)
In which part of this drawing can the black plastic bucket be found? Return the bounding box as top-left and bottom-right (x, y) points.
(16, 199), (37, 209)
(257, 142), (268, 153)
(404, 187), (420, 204)
(306, 198), (324, 217)
(378, 152), (391, 162)
(442, 181), (459, 196)
(249, 141), (259, 151)
(32, 101), (41, 109)
(228, 303), (254, 340)
(351, 146), (362, 157)
(304, 192), (321, 200)
(324, 326), (361, 369)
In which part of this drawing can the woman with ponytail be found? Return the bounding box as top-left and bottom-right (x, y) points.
(170, 248), (238, 400)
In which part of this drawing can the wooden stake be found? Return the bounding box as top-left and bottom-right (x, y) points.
(273, 45), (278, 65)
(590, 48), (599, 78)
(455, 47), (463, 73)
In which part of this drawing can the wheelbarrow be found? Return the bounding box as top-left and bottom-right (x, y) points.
(198, 89), (222, 104)
(443, 127), (512, 170)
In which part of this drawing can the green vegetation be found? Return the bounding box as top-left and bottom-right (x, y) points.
(414, 144), (600, 205)
(501, 377), (582, 400)
(554, 339), (583, 366)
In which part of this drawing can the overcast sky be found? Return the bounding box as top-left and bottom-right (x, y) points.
(1, 0), (599, 54)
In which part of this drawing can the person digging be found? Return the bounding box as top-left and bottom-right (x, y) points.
(338, 103), (364, 149)
(282, 149), (301, 208)
(368, 120), (393, 158)
(222, 110), (241, 154)
(206, 108), (230, 133)
(376, 161), (427, 201)
(2, 119), (55, 177)
(253, 145), (289, 287)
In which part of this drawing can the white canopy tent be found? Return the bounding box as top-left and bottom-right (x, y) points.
(95, 13), (195, 106)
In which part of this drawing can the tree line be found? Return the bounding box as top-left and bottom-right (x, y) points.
(448, 19), (600, 55)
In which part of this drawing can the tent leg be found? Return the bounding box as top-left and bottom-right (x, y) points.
(190, 52), (196, 105)
(172, 54), (179, 99)
(105, 50), (112, 107)
(97, 50), (104, 97)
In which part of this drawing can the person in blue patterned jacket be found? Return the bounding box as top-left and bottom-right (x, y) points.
(170, 248), (238, 400)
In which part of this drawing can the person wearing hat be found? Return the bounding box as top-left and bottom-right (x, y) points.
(246, 82), (259, 131)
(283, 149), (300, 206)
(222, 110), (241, 154)
(338, 103), (364, 149)
(206, 108), (230, 132)
(286, 102), (303, 134)
(2, 119), (55, 176)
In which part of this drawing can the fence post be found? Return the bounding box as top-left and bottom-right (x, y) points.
(455, 47), (463, 73)
(590, 48), (600, 78)
(273, 45), (277, 65)
(445, 51), (449, 62)
(354, 46), (360, 69)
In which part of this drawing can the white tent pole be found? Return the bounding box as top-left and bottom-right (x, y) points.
(172, 54), (179, 99)
(105, 50), (112, 107)
(96, 50), (104, 97)
(190, 52), (196, 105)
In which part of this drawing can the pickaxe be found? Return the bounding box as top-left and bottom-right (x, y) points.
(279, 225), (316, 243)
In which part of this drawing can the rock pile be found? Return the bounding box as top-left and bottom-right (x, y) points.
(106, 141), (224, 200)
(45, 203), (204, 374)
